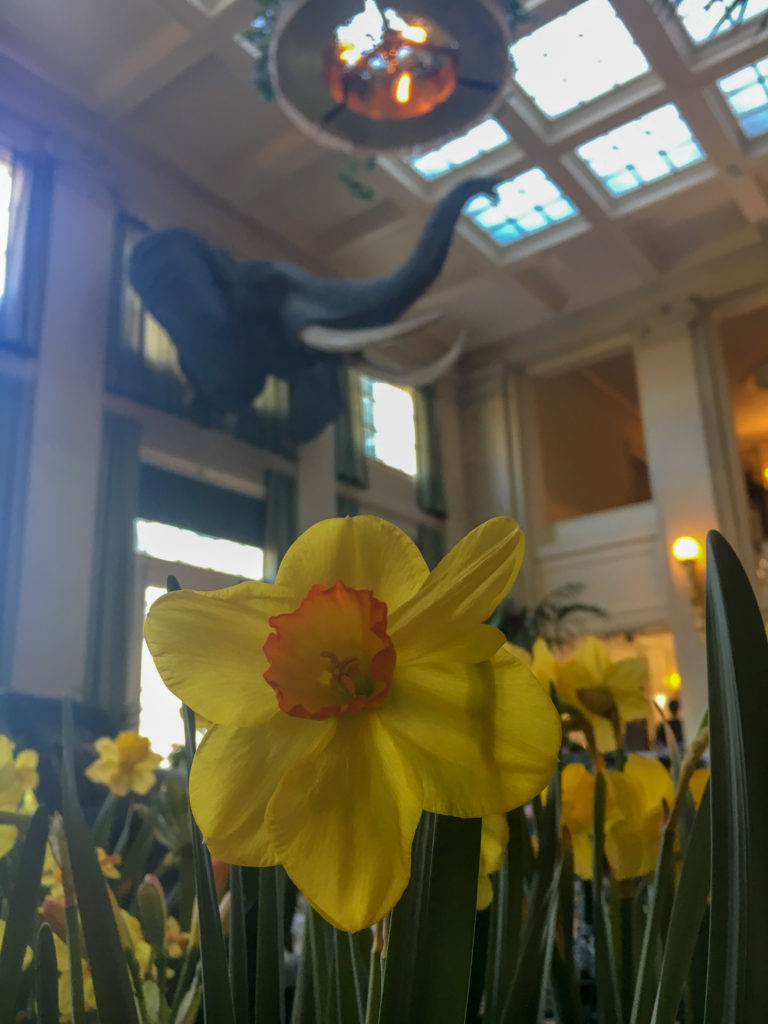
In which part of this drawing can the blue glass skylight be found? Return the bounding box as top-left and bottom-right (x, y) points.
(674, 0), (768, 44)
(576, 104), (705, 196)
(510, 0), (649, 118)
(464, 169), (577, 246)
(719, 59), (768, 138)
(409, 118), (510, 179)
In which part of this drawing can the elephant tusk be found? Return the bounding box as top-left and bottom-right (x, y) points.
(299, 311), (443, 352)
(358, 331), (466, 387)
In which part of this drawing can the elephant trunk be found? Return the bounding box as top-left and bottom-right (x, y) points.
(283, 176), (499, 336)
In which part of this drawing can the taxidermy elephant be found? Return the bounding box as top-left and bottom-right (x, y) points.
(129, 176), (498, 443)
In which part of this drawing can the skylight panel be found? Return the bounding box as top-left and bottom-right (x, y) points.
(674, 0), (768, 44)
(718, 59), (768, 138)
(409, 118), (510, 179)
(464, 168), (577, 246)
(510, 0), (649, 118)
(576, 104), (705, 196)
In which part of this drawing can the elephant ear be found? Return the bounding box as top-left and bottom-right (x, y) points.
(288, 359), (344, 444)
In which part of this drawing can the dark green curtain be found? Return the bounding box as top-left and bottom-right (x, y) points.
(0, 152), (53, 353)
(138, 465), (265, 547)
(263, 470), (297, 582)
(335, 369), (369, 488)
(84, 414), (141, 722)
(0, 375), (35, 684)
(337, 493), (359, 517)
(414, 385), (446, 517)
(418, 523), (446, 570)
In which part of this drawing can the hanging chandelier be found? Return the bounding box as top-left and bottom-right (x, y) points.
(270, 0), (511, 153)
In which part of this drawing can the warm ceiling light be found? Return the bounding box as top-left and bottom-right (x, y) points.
(270, 0), (511, 153)
(672, 536), (703, 562)
(324, 6), (458, 121)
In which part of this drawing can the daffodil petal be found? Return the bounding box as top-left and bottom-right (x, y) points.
(145, 582), (297, 726)
(390, 518), (524, 658)
(575, 636), (611, 678)
(606, 660), (650, 722)
(265, 715), (423, 932)
(409, 623), (505, 666)
(275, 516), (428, 613)
(189, 715), (334, 867)
(382, 650), (561, 817)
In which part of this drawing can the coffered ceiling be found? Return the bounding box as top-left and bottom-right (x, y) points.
(1, 0), (768, 364)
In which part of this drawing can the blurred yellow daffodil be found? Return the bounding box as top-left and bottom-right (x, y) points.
(603, 754), (673, 880)
(43, 844), (121, 901)
(557, 637), (649, 753)
(504, 638), (559, 694)
(146, 515), (561, 932)
(165, 915), (190, 959)
(560, 762), (599, 880)
(0, 736), (39, 859)
(477, 814), (510, 911)
(688, 767), (709, 808)
(85, 732), (162, 797)
(53, 932), (96, 1022)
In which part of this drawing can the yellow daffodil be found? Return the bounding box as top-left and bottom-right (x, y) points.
(557, 637), (649, 753)
(603, 755), (673, 879)
(165, 916), (190, 959)
(53, 933), (96, 1022)
(85, 732), (162, 797)
(145, 515), (561, 932)
(504, 638), (559, 694)
(43, 845), (121, 901)
(477, 814), (510, 911)
(560, 762), (598, 880)
(0, 736), (39, 859)
(688, 767), (709, 808)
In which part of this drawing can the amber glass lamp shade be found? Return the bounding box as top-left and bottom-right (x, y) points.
(323, 16), (459, 121)
(270, 0), (510, 154)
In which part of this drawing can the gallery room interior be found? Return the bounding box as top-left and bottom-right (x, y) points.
(1, 0), (767, 754)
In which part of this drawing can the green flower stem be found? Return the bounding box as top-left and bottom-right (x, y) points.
(65, 903), (87, 1024)
(127, 949), (152, 1024)
(0, 810), (34, 828)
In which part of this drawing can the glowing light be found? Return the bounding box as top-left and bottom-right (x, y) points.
(402, 24), (427, 43)
(672, 536), (702, 562)
(396, 73), (411, 103)
(763, 466), (768, 483)
(654, 693), (668, 709)
(665, 671), (682, 691)
(326, 5), (458, 120)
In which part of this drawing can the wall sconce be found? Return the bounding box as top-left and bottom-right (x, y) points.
(672, 536), (704, 629)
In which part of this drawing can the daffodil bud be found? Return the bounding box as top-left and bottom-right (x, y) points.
(138, 876), (167, 951)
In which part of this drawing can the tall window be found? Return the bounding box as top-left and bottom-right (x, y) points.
(359, 374), (417, 476)
(132, 464), (266, 758)
(135, 523), (264, 758)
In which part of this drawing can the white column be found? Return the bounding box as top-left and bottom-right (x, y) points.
(434, 374), (468, 547)
(459, 363), (517, 525)
(12, 157), (115, 699)
(296, 424), (336, 531)
(634, 309), (721, 736)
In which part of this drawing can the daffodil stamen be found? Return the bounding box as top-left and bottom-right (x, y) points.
(264, 579), (396, 720)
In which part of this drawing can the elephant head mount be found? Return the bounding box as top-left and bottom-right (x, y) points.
(129, 176), (499, 443)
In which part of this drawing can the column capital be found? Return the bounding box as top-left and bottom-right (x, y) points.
(459, 358), (509, 406)
(629, 299), (701, 347)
